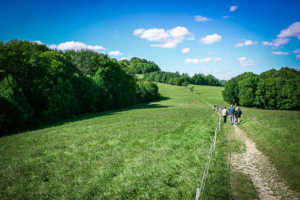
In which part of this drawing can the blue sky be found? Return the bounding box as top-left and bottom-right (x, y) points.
(1, 0), (300, 80)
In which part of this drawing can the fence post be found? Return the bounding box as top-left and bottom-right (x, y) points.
(195, 188), (200, 200)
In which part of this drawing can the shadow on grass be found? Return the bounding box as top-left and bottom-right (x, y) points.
(2, 96), (172, 137)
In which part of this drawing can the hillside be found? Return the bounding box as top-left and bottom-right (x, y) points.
(0, 83), (229, 199)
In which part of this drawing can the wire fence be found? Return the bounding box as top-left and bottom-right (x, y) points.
(195, 102), (221, 200)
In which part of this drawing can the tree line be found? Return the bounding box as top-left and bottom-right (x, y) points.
(142, 71), (227, 87)
(0, 39), (159, 135)
(124, 57), (161, 74)
(222, 67), (300, 110)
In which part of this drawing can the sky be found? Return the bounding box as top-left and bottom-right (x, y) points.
(1, 0), (300, 80)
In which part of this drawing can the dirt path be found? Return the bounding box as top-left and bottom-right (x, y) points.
(230, 125), (300, 200)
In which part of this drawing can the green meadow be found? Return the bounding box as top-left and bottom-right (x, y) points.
(1, 82), (299, 199)
(0, 83), (229, 199)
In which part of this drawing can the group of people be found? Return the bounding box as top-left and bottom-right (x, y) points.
(216, 104), (242, 125)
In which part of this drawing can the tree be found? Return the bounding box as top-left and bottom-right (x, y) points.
(183, 80), (189, 88)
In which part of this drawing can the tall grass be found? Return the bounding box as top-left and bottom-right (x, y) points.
(0, 83), (229, 199)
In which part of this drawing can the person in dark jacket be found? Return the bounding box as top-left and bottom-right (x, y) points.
(235, 106), (242, 124)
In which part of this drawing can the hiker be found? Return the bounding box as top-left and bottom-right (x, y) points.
(228, 104), (235, 125)
(213, 105), (216, 112)
(222, 106), (228, 123)
(235, 106), (242, 124)
(216, 105), (219, 112)
(221, 106), (224, 110)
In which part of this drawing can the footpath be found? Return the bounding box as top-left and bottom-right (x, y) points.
(230, 125), (300, 199)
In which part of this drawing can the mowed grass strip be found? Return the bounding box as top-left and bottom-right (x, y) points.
(237, 108), (300, 193)
(0, 83), (225, 199)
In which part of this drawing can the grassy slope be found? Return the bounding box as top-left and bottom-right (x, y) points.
(0, 83), (229, 199)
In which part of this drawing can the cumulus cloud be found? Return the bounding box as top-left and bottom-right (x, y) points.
(120, 57), (129, 60)
(236, 57), (257, 67)
(214, 69), (227, 72)
(230, 5), (238, 12)
(56, 41), (105, 51)
(272, 51), (290, 55)
(223, 15), (230, 19)
(133, 26), (194, 48)
(235, 39), (257, 47)
(32, 40), (44, 44)
(262, 38), (290, 48)
(48, 44), (57, 49)
(182, 48), (190, 53)
(186, 57), (222, 64)
(293, 49), (300, 54)
(108, 51), (123, 56)
(197, 69), (211, 73)
(297, 55), (300, 60)
(277, 22), (300, 39)
(200, 33), (222, 44)
(186, 57), (212, 64)
(215, 58), (223, 62)
(133, 29), (145, 35)
(194, 15), (212, 22)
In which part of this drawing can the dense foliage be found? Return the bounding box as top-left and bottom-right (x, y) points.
(128, 57), (161, 74)
(143, 71), (226, 86)
(0, 39), (159, 135)
(222, 68), (300, 110)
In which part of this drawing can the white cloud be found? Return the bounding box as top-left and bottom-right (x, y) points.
(48, 44), (57, 49)
(108, 51), (123, 56)
(235, 39), (257, 47)
(262, 38), (290, 47)
(272, 51), (290, 55)
(182, 48), (190, 53)
(186, 57), (223, 64)
(200, 33), (222, 44)
(87, 45), (105, 51)
(235, 43), (244, 48)
(186, 57), (213, 64)
(223, 15), (230, 19)
(297, 55), (300, 60)
(134, 26), (194, 48)
(226, 52), (230, 54)
(293, 49), (300, 54)
(133, 29), (145, 35)
(277, 22), (300, 39)
(56, 41), (105, 51)
(236, 57), (257, 67)
(214, 69), (227, 72)
(194, 15), (212, 22)
(120, 57), (129, 60)
(32, 40), (44, 45)
(230, 5), (238, 12)
(197, 69), (211, 73)
(186, 37), (195, 40)
(244, 40), (257, 45)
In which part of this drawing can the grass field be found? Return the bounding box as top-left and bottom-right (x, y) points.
(1, 81), (298, 199)
(0, 83), (229, 199)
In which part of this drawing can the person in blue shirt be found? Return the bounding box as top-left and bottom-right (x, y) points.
(228, 104), (235, 125)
